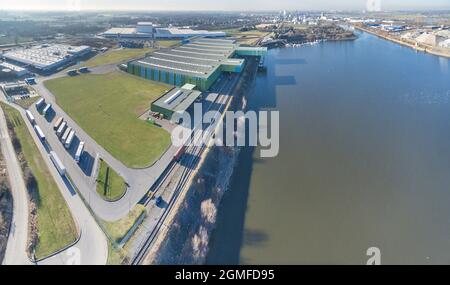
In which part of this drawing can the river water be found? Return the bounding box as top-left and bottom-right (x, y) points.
(206, 32), (450, 265)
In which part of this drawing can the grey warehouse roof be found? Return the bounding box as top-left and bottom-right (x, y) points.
(152, 87), (202, 113)
(129, 38), (240, 78)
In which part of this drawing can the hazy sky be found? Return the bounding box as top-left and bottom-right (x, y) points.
(1, 0), (450, 11)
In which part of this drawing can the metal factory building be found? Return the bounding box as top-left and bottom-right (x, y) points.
(127, 38), (267, 91)
(103, 22), (227, 39)
(2, 44), (91, 73)
(151, 85), (202, 119)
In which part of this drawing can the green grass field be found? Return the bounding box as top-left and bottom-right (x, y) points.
(103, 204), (146, 264)
(44, 71), (171, 168)
(156, 40), (180, 48)
(84, 48), (154, 67)
(103, 205), (145, 244)
(96, 159), (126, 201)
(0, 103), (77, 259)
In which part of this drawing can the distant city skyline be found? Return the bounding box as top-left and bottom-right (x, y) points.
(1, 0), (450, 12)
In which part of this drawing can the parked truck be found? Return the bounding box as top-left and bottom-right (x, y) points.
(75, 141), (85, 163)
(65, 130), (75, 149)
(53, 117), (63, 130)
(50, 151), (66, 176)
(35, 97), (45, 109)
(56, 121), (67, 137)
(61, 127), (72, 142)
(34, 125), (45, 141)
(26, 110), (35, 124)
(42, 103), (52, 116)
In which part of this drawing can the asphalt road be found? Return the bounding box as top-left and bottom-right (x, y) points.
(0, 107), (31, 265)
(0, 96), (108, 265)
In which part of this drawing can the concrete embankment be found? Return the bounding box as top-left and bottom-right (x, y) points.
(143, 58), (259, 265)
(355, 26), (450, 59)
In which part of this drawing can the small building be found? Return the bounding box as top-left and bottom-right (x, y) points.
(151, 87), (202, 120)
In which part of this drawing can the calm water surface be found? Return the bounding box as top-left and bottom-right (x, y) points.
(206, 32), (450, 265)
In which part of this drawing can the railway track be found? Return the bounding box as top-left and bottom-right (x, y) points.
(130, 75), (238, 265)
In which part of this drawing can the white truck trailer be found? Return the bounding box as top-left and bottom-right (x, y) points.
(56, 121), (67, 137)
(42, 103), (52, 116)
(53, 117), (63, 130)
(65, 130), (75, 149)
(50, 151), (66, 176)
(75, 141), (85, 163)
(25, 110), (35, 124)
(61, 127), (72, 142)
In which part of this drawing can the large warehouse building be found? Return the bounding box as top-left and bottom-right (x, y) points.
(127, 38), (266, 91)
(2, 44), (91, 73)
(103, 22), (226, 39)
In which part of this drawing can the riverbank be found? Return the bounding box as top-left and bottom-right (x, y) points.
(355, 25), (450, 59)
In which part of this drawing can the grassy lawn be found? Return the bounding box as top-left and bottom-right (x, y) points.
(14, 96), (40, 110)
(103, 205), (146, 244)
(44, 71), (171, 168)
(96, 159), (126, 201)
(156, 40), (180, 48)
(84, 48), (154, 67)
(0, 103), (77, 259)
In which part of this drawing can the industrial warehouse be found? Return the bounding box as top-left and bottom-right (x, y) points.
(127, 38), (267, 91)
(151, 84), (202, 120)
(2, 44), (91, 73)
(103, 22), (227, 39)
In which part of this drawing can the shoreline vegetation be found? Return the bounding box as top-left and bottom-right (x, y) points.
(355, 25), (450, 59)
(0, 103), (78, 260)
(0, 143), (13, 264)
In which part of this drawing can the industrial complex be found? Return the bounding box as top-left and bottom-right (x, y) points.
(2, 44), (91, 72)
(127, 38), (267, 91)
(103, 22), (227, 39)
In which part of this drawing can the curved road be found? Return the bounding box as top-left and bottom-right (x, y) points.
(0, 98), (107, 265)
(0, 107), (30, 265)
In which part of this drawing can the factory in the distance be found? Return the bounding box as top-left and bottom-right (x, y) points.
(1, 44), (91, 74)
(126, 37), (267, 91)
(103, 22), (227, 39)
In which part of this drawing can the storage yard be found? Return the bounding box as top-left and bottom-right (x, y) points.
(44, 71), (171, 168)
(0, 102), (77, 260)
